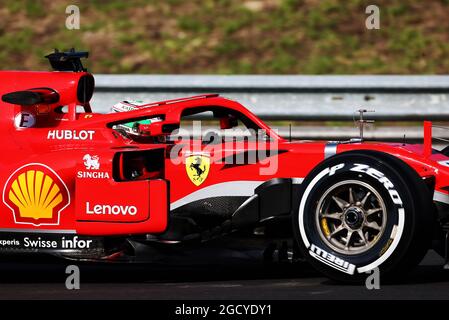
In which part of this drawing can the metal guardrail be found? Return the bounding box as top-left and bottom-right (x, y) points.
(91, 75), (449, 121)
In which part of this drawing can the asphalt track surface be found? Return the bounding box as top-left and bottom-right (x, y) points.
(0, 250), (448, 300)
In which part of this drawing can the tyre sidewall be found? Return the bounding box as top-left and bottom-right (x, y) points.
(294, 154), (418, 280)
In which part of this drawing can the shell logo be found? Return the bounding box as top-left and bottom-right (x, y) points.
(2, 164), (70, 226)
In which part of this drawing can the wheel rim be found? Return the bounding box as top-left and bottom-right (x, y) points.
(315, 180), (387, 255)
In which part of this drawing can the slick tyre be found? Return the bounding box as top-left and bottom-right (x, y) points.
(293, 151), (433, 282)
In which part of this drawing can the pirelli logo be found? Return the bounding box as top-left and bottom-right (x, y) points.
(309, 244), (356, 275)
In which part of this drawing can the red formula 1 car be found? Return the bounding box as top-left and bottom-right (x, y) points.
(0, 50), (448, 282)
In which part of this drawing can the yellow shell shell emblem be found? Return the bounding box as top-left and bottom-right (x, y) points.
(3, 164), (70, 226)
(186, 155), (210, 186)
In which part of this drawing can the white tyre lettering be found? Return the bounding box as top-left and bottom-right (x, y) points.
(350, 163), (369, 173)
(351, 164), (403, 206)
(379, 176), (394, 189)
(329, 163), (345, 176)
(309, 244), (356, 275)
(388, 190), (403, 205)
(366, 168), (384, 180)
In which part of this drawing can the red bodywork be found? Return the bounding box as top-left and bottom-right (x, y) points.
(1, 71), (449, 238)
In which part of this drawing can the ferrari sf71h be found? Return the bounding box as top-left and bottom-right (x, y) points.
(0, 50), (448, 282)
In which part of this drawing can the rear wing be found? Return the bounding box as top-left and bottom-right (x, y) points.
(45, 48), (89, 72)
(0, 71), (94, 122)
(0, 49), (93, 126)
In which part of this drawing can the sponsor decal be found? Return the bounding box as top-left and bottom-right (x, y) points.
(0, 234), (94, 250)
(77, 172), (110, 179)
(83, 154), (100, 170)
(185, 154), (210, 186)
(2, 164), (70, 226)
(77, 154), (110, 179)
(47, 130), (95, 140)
(14, 112), (36, 128)
(85, 202), (138, 216)
(309, 244), (356, 275)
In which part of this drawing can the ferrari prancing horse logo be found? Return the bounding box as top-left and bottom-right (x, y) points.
(186, 155), (210, 186)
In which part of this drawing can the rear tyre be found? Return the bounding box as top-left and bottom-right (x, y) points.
(293, 151), (433, 282)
